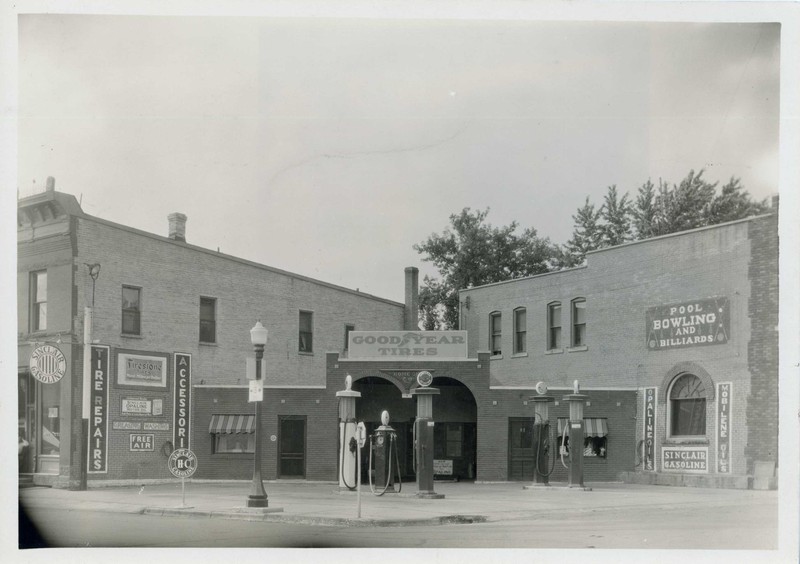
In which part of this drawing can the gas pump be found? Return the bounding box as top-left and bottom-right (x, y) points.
(530, 382), (556, 486)
(411, 371), (444, 498)
(368, 410), (402, 496)
(336, 375), (361, 491)
(562, 380), (589, 489)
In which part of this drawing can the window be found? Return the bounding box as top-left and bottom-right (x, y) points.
(299, 310), (313, 353)
(513, 308), (526, 354)
(489, 312), (502, 356)
(31, 271), (47, 332)
(547, 302), (561, 350)
(122, 286), (141, 335)
(669, 374), (707, 437)
(199, 297), (216, 343)
(344, 324), (355, 350)
(209, 414), (255, 454)
(557, 418), (608, 458)
(571, 298), (586, 347)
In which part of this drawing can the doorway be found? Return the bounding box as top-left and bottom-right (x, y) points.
(278, 416), (306, 478)
(508, 417), (536, 481)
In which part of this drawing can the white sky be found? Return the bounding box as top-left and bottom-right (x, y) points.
(12, 12), (781, 302)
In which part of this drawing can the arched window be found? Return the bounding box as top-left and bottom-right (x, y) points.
(668, 374), (707, 437)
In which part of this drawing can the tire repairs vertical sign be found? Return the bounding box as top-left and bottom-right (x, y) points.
(643, 388), (656, 471)
(717, 382), (732, 474)
(173, 353), (191, 450)
(88, 345), (109, 473)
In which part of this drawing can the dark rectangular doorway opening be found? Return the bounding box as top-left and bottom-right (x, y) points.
(278, 415), (306, 478)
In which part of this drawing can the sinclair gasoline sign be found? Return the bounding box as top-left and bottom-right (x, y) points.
(646, 297), (729, 351)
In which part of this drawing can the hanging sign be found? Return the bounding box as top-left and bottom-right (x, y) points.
(168, 448), (197, 478)
(88, 345), (110, 474)
(646, 297), (730, 350)
(30, 344), (67, 384)
(173, 353), (192, 450)
(249, 379), (263, 402)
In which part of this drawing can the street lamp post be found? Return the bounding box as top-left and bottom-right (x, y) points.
(247, 321), (269, 508)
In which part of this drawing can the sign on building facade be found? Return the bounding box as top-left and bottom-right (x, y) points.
(88, 345), (110, 474)
(717, 382), (732, 474)
(173, 353), (192, 450)
(662, 446), (708, 473)
(643, 387), (657, 471)
(118, 353), (168, 387)
(348, 331), (468, 360)
(646, 297), (730, 351)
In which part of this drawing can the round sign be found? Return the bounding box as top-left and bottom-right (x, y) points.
(416, 371), (433, 387)
(168, 448), (197, 478)
(30, 345), (67, 384)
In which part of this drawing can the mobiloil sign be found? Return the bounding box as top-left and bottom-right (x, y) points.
(348, 331), (468, 360)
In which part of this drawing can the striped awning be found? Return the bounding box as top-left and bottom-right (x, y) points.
(557, 418), (608, 438)
(208, 414), (255, 434)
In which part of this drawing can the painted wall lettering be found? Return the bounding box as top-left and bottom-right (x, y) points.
(646, 298), (730, 351)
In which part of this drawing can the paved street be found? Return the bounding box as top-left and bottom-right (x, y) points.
(17, 480), (780, 552)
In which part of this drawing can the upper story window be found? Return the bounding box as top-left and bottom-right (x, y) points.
(122, 286), (141, 335)
(299, 310), (313, 353)
(489, 311), (502, 356)
(513, 308), (526, 354)
(669, 374), (707, 437)
(344, 324), (355, 350)
(199, 297), (216, 343)
(547, 302), (561, 350)
(571, 298), (586, 347)
(31, 271), (47, 332)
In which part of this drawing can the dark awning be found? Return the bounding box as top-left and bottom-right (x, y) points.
(208, 414), (255, 434)
(557, 418), (608, 438)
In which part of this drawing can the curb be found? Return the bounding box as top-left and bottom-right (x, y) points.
(142, 507), (487, 527)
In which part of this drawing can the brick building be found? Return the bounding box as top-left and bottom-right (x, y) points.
(17, 180), (778, 490)
(459, 204), (779, 488)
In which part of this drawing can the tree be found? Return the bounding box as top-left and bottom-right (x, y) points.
(559, 197), (603, 268)
(705, 177), (770, 225)
(632, 179), (658, 239)
(655, 169), (717, 234)
(414, 208), (555, 329)
(599, 185), (633, 246)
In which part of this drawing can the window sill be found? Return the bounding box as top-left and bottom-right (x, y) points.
(490, 354), (503, 360)
(664, 437), (709, 445)
(121, 333), (143, 339)
(545, 348), (564, 355)
(212, 452), (254, 458)
(567, 345), (588, 352)
(511, 352), (528, 358)
(298, 351), (314, 356)
(199, 341), (217, 347)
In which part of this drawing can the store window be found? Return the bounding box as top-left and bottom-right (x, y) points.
(571, 298), (586, 347)
(31, 271), (47, 332)
(557, 418), (608, 458)
(122, 286), (141, 335)
(547, 302), (561, 350)
(513, 308), (526, 354)
(490, 311), (502, 356)
(299, 310), (313, 353)
(209, 414), (255, 453)
(199, 297), (216, 343)
(40, 382), (61, 456)
(668, 374), (707, 437)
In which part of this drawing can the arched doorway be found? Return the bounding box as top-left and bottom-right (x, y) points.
(352, 375), (478, 483)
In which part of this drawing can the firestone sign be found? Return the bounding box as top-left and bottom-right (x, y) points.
(348, 331), (468, 360)
(646, 297), (729, 351)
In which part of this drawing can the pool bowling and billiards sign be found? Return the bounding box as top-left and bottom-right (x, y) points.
(646, 297), (730, 351)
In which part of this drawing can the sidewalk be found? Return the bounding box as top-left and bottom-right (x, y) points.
(19, 479), (776, 527)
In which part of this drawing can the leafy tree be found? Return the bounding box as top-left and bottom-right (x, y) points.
(558, 197), (603, 268)
(705, 177), (770, 225)
(414, 208), (555, 329)
(599, 185), (633, 246)
(655, 169), (717, 234)
(632, 179), (658, 239)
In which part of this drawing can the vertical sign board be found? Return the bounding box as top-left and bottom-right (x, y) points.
(173, 353), (191, 450)
(88, 345), (109, 474)
(643, 388), (656, 471)
(717, 382), (732, 474)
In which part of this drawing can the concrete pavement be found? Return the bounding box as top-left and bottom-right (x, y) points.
(18, 479), (778, 528)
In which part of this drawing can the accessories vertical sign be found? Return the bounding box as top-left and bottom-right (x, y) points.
(88, 345), (109, 473)
(173, 353), (191, 450)
(643, 387), (656, 471)
(717, 382), (732, 473)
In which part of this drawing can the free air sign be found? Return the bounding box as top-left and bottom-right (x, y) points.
(168, 448), (197, 478)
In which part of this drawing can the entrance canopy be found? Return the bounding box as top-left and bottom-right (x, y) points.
(208, 414), (254, 434)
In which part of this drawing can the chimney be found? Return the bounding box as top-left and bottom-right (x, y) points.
(404, 267), (419, 330)
(45, 176), (55, 192)
(168, 212), (187, 242)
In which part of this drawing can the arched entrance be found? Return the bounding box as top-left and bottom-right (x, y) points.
(352, 375), (478, 482)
